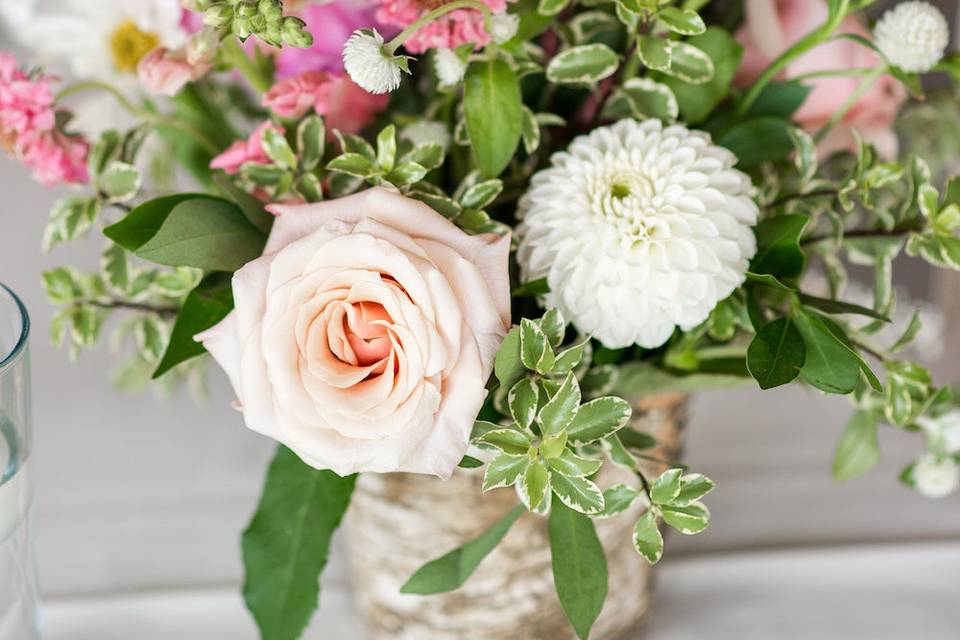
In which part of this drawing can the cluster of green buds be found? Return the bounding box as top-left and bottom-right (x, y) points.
(184, 0), (313, 48)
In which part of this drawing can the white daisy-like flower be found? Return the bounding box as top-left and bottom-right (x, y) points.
(343, 28), (406, 95)
(912, 454), (960, 499)
(874, 1), (949, 73)
(434, 48), (467, 87)
(918, 410), (960, 454)
(517, 119), (758, 349)
(402, 121), (452, 151)
(489, 13), (520, 45)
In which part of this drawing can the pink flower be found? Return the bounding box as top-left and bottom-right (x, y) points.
(196, 188), (511, 477)
(137, 47), (211, 97)
(210, 121), (283, 174)
(263, 71), (333, 119)
(274, 1), (389, 79)
(0, 50), (88, 185)
(263, 71), (388, 134)
(735, 0), (905, 159)
(375, 0), (508, 54)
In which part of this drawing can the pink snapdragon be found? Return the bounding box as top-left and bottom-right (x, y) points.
(210, 121), (284, 174)
(262, 71), (388, 134)
(138, 47), (212, 97)
(0, 51), (88, 185)
(375, 0), (508, 54)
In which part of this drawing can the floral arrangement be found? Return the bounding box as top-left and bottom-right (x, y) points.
(5, 0), (960, 637)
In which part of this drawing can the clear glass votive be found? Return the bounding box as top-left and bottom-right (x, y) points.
(0, 283), (38, 639)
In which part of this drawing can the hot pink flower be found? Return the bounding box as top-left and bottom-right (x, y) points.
(138, 47), (211, 97)
(0, 51), (88, 185)
(375, 0), (508, 54)
(262, 71), (388, 134)
(210, 121), (284, 174)
(735, 0), (905, 159)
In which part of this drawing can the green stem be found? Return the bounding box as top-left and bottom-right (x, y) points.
(791, 66), (876, 82)
(55, 80), (220, 154)
(737, 0), (851, 117)
(813, 64), (886, 143)
(220, 37), (273, 93)
(385, 0), (493, 54)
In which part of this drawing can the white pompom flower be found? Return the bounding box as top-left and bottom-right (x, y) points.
(918, 410), (960, 454)
(517, 119), (758, 349)
(489, 12), (520, 44)
(343, 28), (408, 94)
(912, 454), (960, 499)
(874, 1), (949, 73)
(434, 48), (467, 87)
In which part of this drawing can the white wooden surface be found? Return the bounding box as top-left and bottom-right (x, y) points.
(0, 111), (959, 637)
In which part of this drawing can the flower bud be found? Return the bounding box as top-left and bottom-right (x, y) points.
(186, 26), (222, 66)
(282, 16), (313, 48)
(203, 2), (234, 27)
(258, 0), (282, 20)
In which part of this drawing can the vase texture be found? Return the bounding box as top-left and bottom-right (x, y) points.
(346, 392), (689, 640)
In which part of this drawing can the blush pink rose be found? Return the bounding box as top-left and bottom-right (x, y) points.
(209, 121), (283, 174)
(263, 71), (388, 135)
(735, 0), (906, 159)
(137, 47), (211, 97)
(196, 188), (511, 477)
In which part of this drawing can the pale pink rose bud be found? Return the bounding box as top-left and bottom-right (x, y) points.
(186, 26), (221, 66)
(137, 47), (211, 97)
(196, 188), (511, 477)
(262, 71), (332, 119)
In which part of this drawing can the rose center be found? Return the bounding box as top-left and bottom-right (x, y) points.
(109, 19), (160, 73)
(342, 301), (392, 367)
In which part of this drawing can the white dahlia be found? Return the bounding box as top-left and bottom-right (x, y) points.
(874, 1), (949, 73)
(912, 454), (960, 499)
(516, 119), (758, 349)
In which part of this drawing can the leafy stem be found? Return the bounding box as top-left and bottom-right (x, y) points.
(76, 298), (179, 318)
(801, 224), (922, 247)
(764, 188), (839, 209)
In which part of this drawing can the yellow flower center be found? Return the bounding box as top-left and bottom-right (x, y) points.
(109, 19), (160, 72)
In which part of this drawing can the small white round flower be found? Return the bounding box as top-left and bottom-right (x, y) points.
(343, 28), (405, 94)
(434, 48), (466, 87)
(402, 120), (452, 150)
(874, 1), (949, 73)
(912, 454), (960, 499)
(517, 119), (758, 349)
(918, 410), (960, 454)
(489, 12), (520, 44)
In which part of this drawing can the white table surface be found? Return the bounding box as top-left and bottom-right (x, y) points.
(1, 115), (959, 637)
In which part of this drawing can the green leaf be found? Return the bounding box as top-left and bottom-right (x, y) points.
(401, 505), (524, 595)
(566, 396), (632, 444)
(747, 80), (811, 119)
(637, 35), (671, 71)
(242, 446), (356, 640)
(548, 449), (603, 478)
(520, 317), (555, 373)
(403, 143), (444, 171)
(524, 459), (550, 510)
(99, 160), (142, 202)
(458, 455), (483, 469)
(674, 473), (715, 506)
(261, 127), (298, 170)
(746, 317), (806, 390)
(295, 173), (323, 202)
(508, 377), (539, 430)
(659, 502), (710, 534)
(539, 307), (566, 348)
(460, 179), (503, 210)
(101, 242), (131, 295)
(213, 173), (274, 234)
(153, 273), (234, 378)
(650, 468), (683, 505)
(658, 6), (705, 35)
(538, 0), (570, 15)
(891, 311), (922, 354)
(482, 453), (528, 491)
(792, 310), (861, 395)
(464, 60), (523, 178)
(375, 124), (397, 172)
(134, 198), (266, 272)
(832, 410), (880, 481)
(520, 105), (541, 153)
(603, 77), (679, 122)
(632, 510), (663, 564)
(409, 189), (462, 219)
(538, 372), (581, 436)
(660, 41), (714, 84)
(495, 326), (524, 387)
(548, 501), (608, 640)
(512, 278), (550, 297)
(476, 428), (534, 455)
(717, 117), (795, 169)
(104, 193), (209, 251)
(386, 162), (428, 187)
(553, 338), (589, 374)
(751, 214), (809, 278)
(598, 484), (642, 518)
(41, 267), (83, 305)
(296, 115), (325, 171)
(326, 153), (375, 178)
(550, 472), (605, 514)
(43, 196), (101, 252)
(797, 293), (890, 321)
(546, 44), (620, 84)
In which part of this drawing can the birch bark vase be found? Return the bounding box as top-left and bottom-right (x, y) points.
(345, 392), (690, 640)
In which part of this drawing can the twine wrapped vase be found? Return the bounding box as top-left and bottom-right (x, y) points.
(345, 392), (689, 640)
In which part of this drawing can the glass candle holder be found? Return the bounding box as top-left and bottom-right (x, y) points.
(0, 283), (38, 639)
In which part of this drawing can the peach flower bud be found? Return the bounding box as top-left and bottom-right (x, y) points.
(137, 47), (211, 97)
